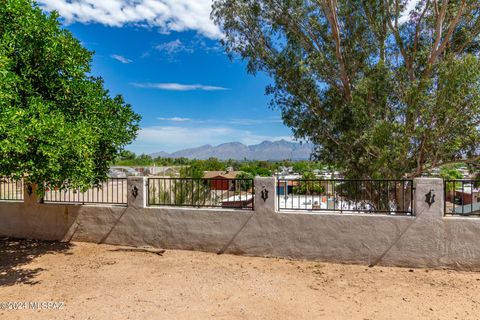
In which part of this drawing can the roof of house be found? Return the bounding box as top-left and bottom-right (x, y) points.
(203, 171), (241, 179)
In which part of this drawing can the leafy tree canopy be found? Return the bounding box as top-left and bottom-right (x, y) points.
(439, 164), (464, 180)
(212, 0), (480, 179)
(0, 0), (140, 191)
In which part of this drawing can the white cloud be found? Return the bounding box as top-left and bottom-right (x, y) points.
(38, 0), (222, 39)
(130, 126), (294, 153)
(227, 118), (283, 126)
(111, 54), (133, 64)
(154, 38), (221, 55)
(157, 117), (192, 122)
(131, 82), (229, 91)
(154, 116), (282, 125)
(145, 37), (223, 61)
(155, 39), (193, 54)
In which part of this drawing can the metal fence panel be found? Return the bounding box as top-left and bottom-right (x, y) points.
(444, 180), (480, 216)
(277, 179), (414, 215)
(148, 178), (254, 210)
(43, 178), (128, 205)
(0, 178), (24, 201)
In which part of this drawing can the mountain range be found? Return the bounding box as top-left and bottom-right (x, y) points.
(150, 140), (313, 160)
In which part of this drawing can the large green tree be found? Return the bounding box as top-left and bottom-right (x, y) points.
(0, 0), (140, 191)
(212, 0), (480, 179)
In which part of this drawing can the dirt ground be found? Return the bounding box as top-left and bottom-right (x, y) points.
(1, 238), (480, 320)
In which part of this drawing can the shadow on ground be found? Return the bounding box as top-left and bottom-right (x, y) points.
(0, 237), (72, 287)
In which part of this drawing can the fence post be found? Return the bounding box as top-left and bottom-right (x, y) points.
(127, 176), (146, 209)
(23, 183), (39, 205)
(413, 178), (444, 218)
(254, 177), (276, 214)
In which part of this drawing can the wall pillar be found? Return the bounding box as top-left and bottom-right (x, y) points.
(23, 182), (39, 205)
(254, 177), (276, 215)
(413, 178), (444, 219)
(127, 176), (146, 209)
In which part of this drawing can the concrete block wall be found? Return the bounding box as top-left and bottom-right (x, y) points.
(1, 176), (480, 270)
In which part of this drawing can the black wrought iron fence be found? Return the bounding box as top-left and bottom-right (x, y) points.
(277, 179), (414, 215)
(444, 180), (480, 216)
(148, 178), (254, 210)
(0, 178), (24, 201)
(43, 178), (127, 205)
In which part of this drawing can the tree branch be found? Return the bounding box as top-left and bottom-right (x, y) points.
(385, 0), (415, 80)
(428, 0), (466, 66)
(413, 0), (431, 53)
(320, 0), (353, 100)
(422, 156), (480, 172)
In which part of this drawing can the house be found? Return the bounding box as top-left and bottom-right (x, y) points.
(276, 177), (301, 195)
(453, 186), (480, 205)
(109, 166), (141, 177)
(446, 183), (480, 205)
(145, 166), (180, 177)
(203, 170), (241, 191)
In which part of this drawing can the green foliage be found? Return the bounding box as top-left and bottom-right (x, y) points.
(179, 162), (204, 178)
(238, 161), (274, 176)
(0, 0), (140, 191)
(172, 179), (210, 206)
(293, 172), (325, 195)
(212, 0), (480, 179)
(115, 154), (192, 167)
(439, 165), (464, 180)
(178, 158), (226, 178)
(118, 150), (136, 161)
(292, 161), (326, 174)
(149, 179), (211, 206)
(236, 171), (254, 190)
(440, 164), (474, 192)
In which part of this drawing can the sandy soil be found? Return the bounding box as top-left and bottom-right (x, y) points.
(1, 238), (480, 320)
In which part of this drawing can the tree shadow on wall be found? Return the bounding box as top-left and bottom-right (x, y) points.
(0, 237), (72, 287)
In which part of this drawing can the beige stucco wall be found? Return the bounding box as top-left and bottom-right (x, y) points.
(1, 177), (480, 270)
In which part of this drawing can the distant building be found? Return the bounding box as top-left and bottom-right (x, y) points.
(203, 170), (241, 191)
(109, 166), (141, 177)
(452, 186), (480, 205)
(109, 166), (181, 177)
(276, 174), (301, 195)
(145, 166), (180, 177)
(314, 169), (344, 179)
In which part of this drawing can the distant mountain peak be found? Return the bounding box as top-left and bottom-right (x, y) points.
(217, 142), (245, 147)
(150, 140), (313, 160)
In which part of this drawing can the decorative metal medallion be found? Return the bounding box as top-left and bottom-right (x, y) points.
(261, 186), (269, 202)
(425, 189), (435, 208)
(131, 186), (139, 198)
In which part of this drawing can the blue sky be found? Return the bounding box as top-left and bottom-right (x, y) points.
(37, 0), (295, 154)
